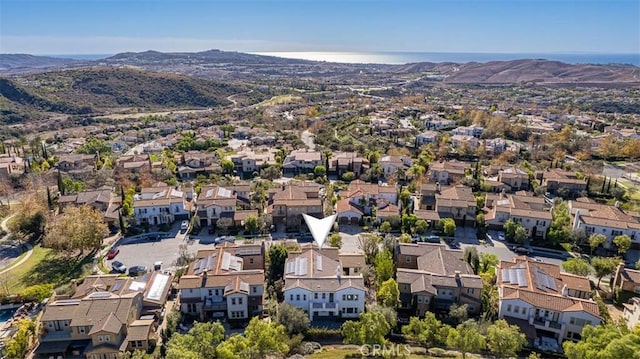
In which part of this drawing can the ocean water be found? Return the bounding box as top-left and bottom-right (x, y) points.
(253, 51), (640, 66)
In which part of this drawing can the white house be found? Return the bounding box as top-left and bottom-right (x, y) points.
(451, 124), (484, 138)
(569, 199), (640, 249)
(379, 155), (412, 177)
(498, 257), (600, 350)
(283, 245), (365, 320)
(416, 131), (438, 146)
(133, 185), (194, 225)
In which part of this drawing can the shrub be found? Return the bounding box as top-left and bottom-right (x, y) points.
(304, 327), (342, 341)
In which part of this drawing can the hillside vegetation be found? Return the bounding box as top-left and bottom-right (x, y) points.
(0, 67), (243, 124)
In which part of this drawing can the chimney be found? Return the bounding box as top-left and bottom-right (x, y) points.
(436, 182), (441, 193)
(71, 279), (77, 293)
(561, 284), (568, 297)
(615, 201), (620, 208)
(573, 210), (580, 230)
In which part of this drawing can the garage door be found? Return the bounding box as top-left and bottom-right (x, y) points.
(350, 217), (359, 225)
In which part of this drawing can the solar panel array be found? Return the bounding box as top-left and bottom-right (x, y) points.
(285, 257), (308, 276)
(533, 267), (557, 291)
(501, 265), (528, 287)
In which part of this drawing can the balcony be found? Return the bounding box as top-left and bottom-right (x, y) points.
(41, 330), (72, 341)
(203, 300), (227, 311)
(532, 317), (563, 331)
(310, 301), (339, 311)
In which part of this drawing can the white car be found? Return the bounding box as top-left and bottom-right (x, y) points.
(180, 220), (189, 231)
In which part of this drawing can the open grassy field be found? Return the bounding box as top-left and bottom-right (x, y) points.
(255, 94), (303, 108)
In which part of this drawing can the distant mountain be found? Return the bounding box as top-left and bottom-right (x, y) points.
(104, 49), (312, 65)
(0, 54), (83, 73)
(0, 67), (244, 124)
(440, 59), (640, 84)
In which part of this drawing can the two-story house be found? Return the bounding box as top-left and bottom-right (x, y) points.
(177, 243), (265, 322)
(485, 192), (551, 239)
(282, 149), (323, 176)
(484, 165), (530, 192)
(196, 185), (238, 228)
(327, 151), (368, 178)
(228, 148), (278, 177)
(34, 292), (156, 359)
(435, 185), (477, 227)
(177, 151), (220, 180)
(612, 263), (640, 297)
(133, 185), (194, 226)
(379, 155), (413, 178)
(268, 182), (323, 232)
(396, 243), (482, 321)
(535, 168), (587, 197)
(497, 257), (600, 351)
(569, 199), (640, 249)
(58, 187), (121, 228)
(115, 154), (153, 175)
(0, 154), (25, 179)
(416, 131), (438, 147)
(57, 154), (97, 179)
(451, 124), (484, 138)
(283, 244), (366, 320)
(428, 160), (472, 185)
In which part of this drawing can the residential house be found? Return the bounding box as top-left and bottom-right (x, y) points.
(268, 182), (323, 232)
(396, 243), (483, 320)
(337, 180), (398, 222)
(498, 257), (600, 350)
(451, 124), (484, 138)
(283, 244), (366, 320)
(327, 151), (368, 178)
(535, 169), (586, 197)
(604, 125), (640, 140)
(569, 199), (640, 249)
(133, 185), (194, 226)
(58, 187), (120, 228)
(484, 138), (507, 155)
(416, 131), (438, 147)
(428, 160), (472, 185)
(34, 292), (155, 359)
(57, 154), (97, 178)
(423, 116), (456, 130)
(612, 263), (640, 296)
(115, 154), (153, 175)
(177, 151), (220, 180)
(450, 135), (479, 149)
(379, 155), (412, 178)
(0, 154), (25, 179)
(282, 149), (323, 176)
(196, 185), (238, 228)
(435, 185), (477, 226)
(228, 148), (278, 177)
(485, 192), (551, 239)
(177, 244), (265, 322)
(622, 297), (640, 330)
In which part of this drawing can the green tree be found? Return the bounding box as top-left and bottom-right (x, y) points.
(20, 284), (53, 302)
(367, 304), (398, 328)
(399, 189), (412, 212)
(377, 278), (399, 308)
(446, 320), (486, 359)
(342, 312), (391, 346)
(44, 205), (109, 255)
(487, 319), (527, 358)
(221, 159), (235, 174)
(414, 219), (428, 234)
(268, 244), (288, 284)
(613, 234), (632, 255)
(402, 313), (451, 348)
(563, 323), (640, 359)
(448, 304), (469, 325)
(275, 302), (310, 335)
(358, 233), (381, 264)
(463, 247), (480, 274)
(244, 215), (260, 234)
(122, 350), (147, 359)
(379, 221), (392, 233)
(244, 316), (290, 358)
(165, 321), (225, 359)
(439, 218), (456, 237)
(591, 257), (620, 288)
(76, 137), (112, 156)
(373, 250), (395, 286)
(217, 217), (233, 233)
(480, 272), (499, 320)
(479, 253), (499, 274)
(589, 233), (607, 255)
(328, 232), (342, 248)
(514, 225), (528, 244)
(562, 257), (592, 276)
(2, 319), (36, 359)
(216, 335), (250, 359)
(503, 219), (518, 241)
(398, 233), (412, 243)
(548, 200), (571, 244)
(313, 165), (326, 178)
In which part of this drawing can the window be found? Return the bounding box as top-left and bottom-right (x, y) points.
(417, 297), (423, 303)
(252, 287), (257, 293)
(137, 340), (143, 347)
(314, 293), (318, 299)
(296, 294), (300, 301)
(249, 258), (254, 264)
(208, 289), (213, 296)
(79, 326), (85, 334)
(303, 295), (307, 301)
(406, 257), (411, 263)
(514, 306), (520, 314)
(105, 335), (110, 342)
(98, 336), (103, 342)
(215, 289), (220, 296)
(322, 293), (326, 300)
(290, 295), (294, 301)
(238, 298), (243, 305)
(467, 288), (474, 294)
(507, 304), (512, 312)
(231, 298), (236, 305)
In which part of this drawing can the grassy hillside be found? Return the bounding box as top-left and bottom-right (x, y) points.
(0, 67), (244, 123)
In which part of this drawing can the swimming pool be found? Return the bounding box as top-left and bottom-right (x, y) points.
(0, 308), (17, 322)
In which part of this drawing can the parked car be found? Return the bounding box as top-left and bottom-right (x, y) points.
(106, 247), (120, 259)
(214, 236), (236, 244)
(180, 220), (189, 231)
(128, 265), (148, 276)
(425, 235), (441, 243)
(112, 261), (127, 273)
(514, 247), (532, 255)
(497, 232), (505, 241)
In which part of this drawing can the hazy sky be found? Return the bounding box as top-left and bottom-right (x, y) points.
(1, 0), (638, 54)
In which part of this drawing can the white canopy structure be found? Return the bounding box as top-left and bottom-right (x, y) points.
(302, 213), (336, 249)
